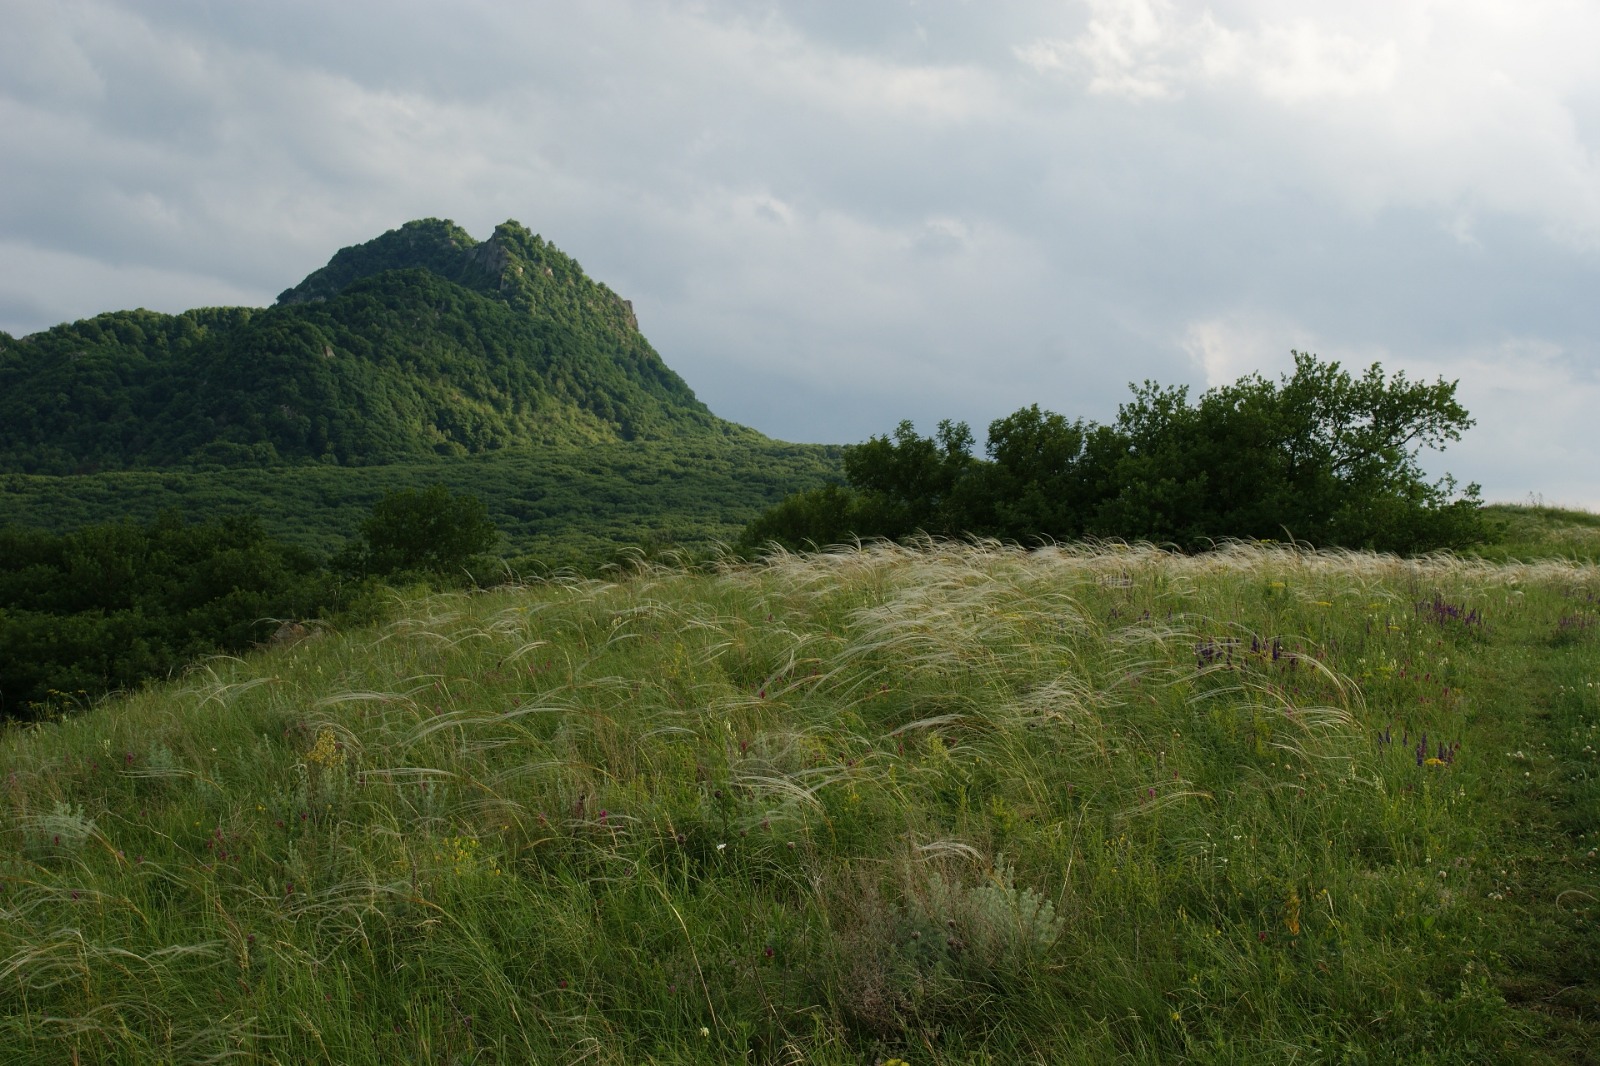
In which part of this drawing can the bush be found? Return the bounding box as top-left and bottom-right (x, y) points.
(347, 485), (500, 577)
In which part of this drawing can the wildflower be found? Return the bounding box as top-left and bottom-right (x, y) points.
(306, 727), (343, 768)
(699, 1027), (710, 1038)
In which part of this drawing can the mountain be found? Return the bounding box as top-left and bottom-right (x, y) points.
(0, 219), (750, 473)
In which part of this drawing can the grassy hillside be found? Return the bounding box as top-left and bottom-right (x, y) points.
(1477, 503), (1600, 564)
(3, 542), (1596, 1062)
(0, 438), (842, 562)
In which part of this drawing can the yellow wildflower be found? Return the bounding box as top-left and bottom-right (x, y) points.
(306, 727), (343, 768)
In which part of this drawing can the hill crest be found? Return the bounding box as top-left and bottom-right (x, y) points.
(0, 219), (748, 473)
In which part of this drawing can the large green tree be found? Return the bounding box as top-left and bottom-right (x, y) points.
(1097, 352), (1482, 551)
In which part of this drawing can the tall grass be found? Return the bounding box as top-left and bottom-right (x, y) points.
(3, 541), (1597, 1063)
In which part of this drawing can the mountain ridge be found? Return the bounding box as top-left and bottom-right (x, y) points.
(0, 219), (753, 474)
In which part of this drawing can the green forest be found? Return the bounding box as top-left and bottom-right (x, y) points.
(1, 437), (841, 559)
(0, 219), (741, 474)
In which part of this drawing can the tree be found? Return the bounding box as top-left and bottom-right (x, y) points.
(351, 485), (500, 577)
(738, 484), (863, 551)
(840, 418), (976, 538)
(741, 351), (1484, 555)
(0, 512), (339, 719)
(980, 405), (1122, 542)
(1098, 352), (1482, 551)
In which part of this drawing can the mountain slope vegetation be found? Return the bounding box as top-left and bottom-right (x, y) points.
(0, 219), (745, 473)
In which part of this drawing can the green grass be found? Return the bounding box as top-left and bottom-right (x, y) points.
(2, 541), (1597, 1063)
(1476, 504), (1600, 565)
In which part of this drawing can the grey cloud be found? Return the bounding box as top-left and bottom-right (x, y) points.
(2, 0), (1598, 506)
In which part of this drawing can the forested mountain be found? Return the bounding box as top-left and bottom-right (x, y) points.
(0, 219), (747, 473)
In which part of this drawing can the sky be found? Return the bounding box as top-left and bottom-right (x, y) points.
(3, 0), (1598, 508)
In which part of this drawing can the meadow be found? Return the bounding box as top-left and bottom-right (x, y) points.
(2, 537), (1597, 1063)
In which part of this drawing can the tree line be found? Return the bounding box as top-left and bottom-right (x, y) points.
(741, 353), (1485, 555)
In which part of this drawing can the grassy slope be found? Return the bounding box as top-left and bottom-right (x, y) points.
(1476, 504), (1600, 565)
(0, 439), (843, 561)
(2, 542), (1596, 1063)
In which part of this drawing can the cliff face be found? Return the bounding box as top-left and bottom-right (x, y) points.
(0, 220), (754, 474)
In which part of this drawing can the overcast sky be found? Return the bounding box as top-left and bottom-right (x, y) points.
(4, 0), (1598, 508)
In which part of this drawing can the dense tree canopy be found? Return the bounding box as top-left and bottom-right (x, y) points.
(0, 219), (747, 474)
(0, 488), (508, 720)
(743, 353), (1484, 555)
(0, 513), (340, 718)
